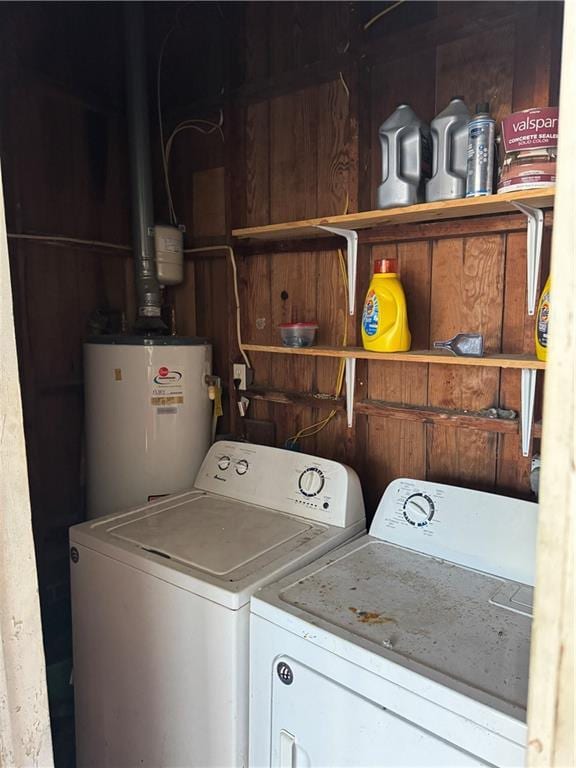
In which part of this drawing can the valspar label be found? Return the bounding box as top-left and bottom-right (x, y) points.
(500, 107), (559, 152)
(498, 107), (558, 193)
(149, 365), (184, 407)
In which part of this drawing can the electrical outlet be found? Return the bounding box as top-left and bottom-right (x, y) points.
(233, 363), (248, 390)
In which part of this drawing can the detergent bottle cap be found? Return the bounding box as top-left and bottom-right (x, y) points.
(374, 258), (398, 274)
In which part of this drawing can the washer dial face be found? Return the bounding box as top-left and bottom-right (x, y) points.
(403, 493), (435, 527)
(235, 459), (249, 475)
(298, 467), (325, 497)
(217, 456), (231, 471)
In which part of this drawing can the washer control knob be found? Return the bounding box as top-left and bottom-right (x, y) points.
(236, 459), (249, 476)
(298, 467), (325, 497)
(403, 493), (435, 527)
(218, 456), (231, 471)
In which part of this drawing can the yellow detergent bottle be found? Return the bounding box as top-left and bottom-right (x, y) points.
(362, 258), (411, 351)
(535, 274), (551, 362)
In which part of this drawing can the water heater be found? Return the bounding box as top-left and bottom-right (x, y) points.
(84, 336), (212, 519)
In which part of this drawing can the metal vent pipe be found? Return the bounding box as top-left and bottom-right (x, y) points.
(123, 2), (163, 330)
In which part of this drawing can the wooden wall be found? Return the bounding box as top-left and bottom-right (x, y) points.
(165, 1), (563, 516)
(0, 4), (132, 663)
(0, 1), (563, 665)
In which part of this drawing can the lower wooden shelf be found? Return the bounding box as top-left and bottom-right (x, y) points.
(242, 343), (542, 455)
(241, 344), (546, 370)
(245, 386), (522, 434)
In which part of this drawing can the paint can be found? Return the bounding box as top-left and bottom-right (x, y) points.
(498, 107), (558, 193)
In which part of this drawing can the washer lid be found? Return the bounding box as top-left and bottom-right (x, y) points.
(70, 489), (362, 610)
(108, 495), (310, 575)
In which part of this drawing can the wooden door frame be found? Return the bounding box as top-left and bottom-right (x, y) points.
(0, 142), (54, 765)
(526, 2), (575, 766)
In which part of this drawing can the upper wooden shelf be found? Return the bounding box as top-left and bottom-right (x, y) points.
(242, 344), (546, 370)
(232, 188), (555, 241)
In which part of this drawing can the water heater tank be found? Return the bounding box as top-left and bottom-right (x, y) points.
(84, 336), (212, 519)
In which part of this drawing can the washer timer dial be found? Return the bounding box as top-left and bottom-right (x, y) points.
(298, 467), (325, 497)
(217, 456), (231, 471)
(403, 493), (435, 527)
(235, 459), (249, 476)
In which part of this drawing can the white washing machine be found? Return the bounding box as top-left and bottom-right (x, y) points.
(70, 441), (365, 768)
(250, 478), (538, 768)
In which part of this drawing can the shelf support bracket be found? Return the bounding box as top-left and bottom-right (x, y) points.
(345, 357), (356, 428)
(521, 368), (537, 457)
(317, 225), (358, 316)
(510, 202), (544, 316)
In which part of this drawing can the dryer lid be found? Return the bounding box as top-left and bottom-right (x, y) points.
(253, 537), (532, 717)
(107, 495), (311, 576)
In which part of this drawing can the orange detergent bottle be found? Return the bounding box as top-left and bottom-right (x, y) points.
(361, 258), (411, 352)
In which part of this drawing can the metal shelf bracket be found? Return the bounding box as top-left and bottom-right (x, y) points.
(317, 225), (358, 316)
(521, 368), (537, 457)
(510, 202), (544, 315)
(345, 357), (356, 428)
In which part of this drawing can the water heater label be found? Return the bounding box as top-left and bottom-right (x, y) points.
(149, 365), (185, 407)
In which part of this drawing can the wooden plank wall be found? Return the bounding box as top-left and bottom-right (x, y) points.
(167, 1), (562, 517)
(0, 0), (563, 668)
(0, 4), (132, 662)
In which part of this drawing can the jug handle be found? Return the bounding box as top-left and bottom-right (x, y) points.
(431, 127), (439, 178)
(443, 122), (452, 176)
(399, 127), (419, 186)
(451, 122), (469, 177)
(378, 131), (390, 184)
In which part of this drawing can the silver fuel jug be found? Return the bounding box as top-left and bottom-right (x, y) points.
(376, 104), (431, 209)
(426, 97), (470, 202)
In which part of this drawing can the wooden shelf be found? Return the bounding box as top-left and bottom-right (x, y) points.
(232, 188), (555, 241)
(241, 344), (546, 370)
(245, 386), (522, 435)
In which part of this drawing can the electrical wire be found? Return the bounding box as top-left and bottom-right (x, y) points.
(182, 244), (251, 369)
(9, 238), (248, 375)
(6, 233), (131, 251)
(157, 22), (179, 226)
(286, 248), (349, 449)
(286, 181), (351, 449)
(156, 4), (225, 227)
(338, 71), (350, 100)
(156, 3), (203, 225)
(164, 112), (224, 166)
(363, 0), (406, 31)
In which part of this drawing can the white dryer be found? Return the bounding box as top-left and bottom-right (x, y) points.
(250, 478), (538, 768)
(70, 441), (365, 768)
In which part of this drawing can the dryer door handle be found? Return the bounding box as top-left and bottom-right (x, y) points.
(279, 729), (295, 768)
